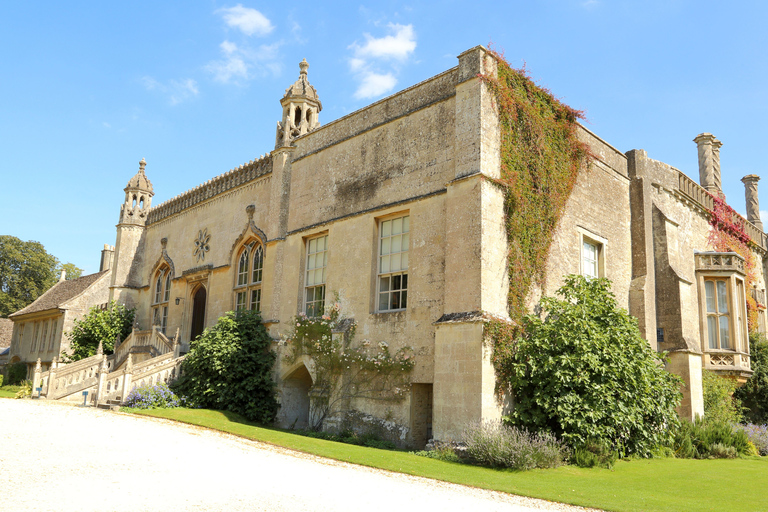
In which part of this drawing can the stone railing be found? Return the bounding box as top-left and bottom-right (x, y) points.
(113, 327), (177, 371)
(694, 252), (746, 274)
(704, 349), (751, 373)
(101, 352), (185, 403)
(677, 171), (767, 250)
(147, 155), (272, 225)
(35, 352), (112, 401)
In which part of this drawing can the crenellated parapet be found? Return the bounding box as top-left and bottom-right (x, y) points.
(147, 154), (272, 225)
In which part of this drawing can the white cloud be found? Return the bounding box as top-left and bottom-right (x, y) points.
(347, 23), (416, 100)
(141, 76), (199, 105)
(217, 5), (273, 36)
(581, 0), (600, 8)
(102, 122), (111, 129)
(351, 24), (416, 61)
(206, 40), (280, 84)
(354, 72), (397, 100)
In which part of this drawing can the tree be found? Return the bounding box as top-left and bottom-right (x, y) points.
(497, 275), (682, 457)
(66, 301), (135, 360)
(172, 310), (279, 424)
(0, 235), (83, 317)
(735, 332), (768, 424)
(0, 236), (58, 317)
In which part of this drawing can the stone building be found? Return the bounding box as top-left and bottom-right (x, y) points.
(6, 266), (112, 378)
(8, 45), (767, 446)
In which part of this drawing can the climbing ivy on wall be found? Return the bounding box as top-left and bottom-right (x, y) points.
(707, 193), (760, 332)
(479, 48), (592, 383)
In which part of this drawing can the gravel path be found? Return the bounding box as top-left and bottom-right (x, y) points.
(1, 399), (599, 512)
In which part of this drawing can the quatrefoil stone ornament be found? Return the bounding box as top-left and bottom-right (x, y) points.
(193, 228), (211, 262)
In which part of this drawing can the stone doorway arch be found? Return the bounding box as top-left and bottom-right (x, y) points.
(279, 363), (313, 429)
(190, 286), (207, 342)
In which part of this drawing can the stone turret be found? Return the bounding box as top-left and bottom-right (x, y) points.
(109, 159), (154, 307)
(275, 59), (322, 148)
(742, 174), (764, 231)
(694, 133), (724, 198)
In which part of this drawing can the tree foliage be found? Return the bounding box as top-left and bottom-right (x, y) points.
(735, 332), (768, 424)
(495, 275), (682, 457)
(66, 301), (135, 360)
(702, 370), (743, 424)
(172, 310), (278, 424)
(58, 262), (83, 280)
(0, 235), (83, 317)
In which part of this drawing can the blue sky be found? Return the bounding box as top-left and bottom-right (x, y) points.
(2, 1), (767, 274)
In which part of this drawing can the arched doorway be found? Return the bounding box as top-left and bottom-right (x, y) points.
(190, 286), (207, 341)
(280, 364), (313, 429)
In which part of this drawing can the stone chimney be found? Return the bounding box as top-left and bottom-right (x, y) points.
(741, 175), (764, 231)
(100, 244), (115, 272)
(59, 270), (66, 282)
(694, 133), (724, 197)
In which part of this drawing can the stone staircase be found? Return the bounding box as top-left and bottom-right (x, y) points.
(32, 326), (185, 407)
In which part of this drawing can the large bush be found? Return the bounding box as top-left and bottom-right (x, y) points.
(702, 370), (743, 424)
(673, 419), (751, 459)
(172, 310), (278, 424)
(498, 275), (682, 457)
(462, 420), (568, 470)
(67, 301), (135, 360)
(6, 362), (27, 385)
(735, 332), (768, 424)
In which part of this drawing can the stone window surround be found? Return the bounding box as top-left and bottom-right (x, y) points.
(376, 211), (410, 313)
(576, 226), (607, 279)
(695, 253), (750, 371)
(233, 239), (264, 313)
(303, 232), (329, 317)
(152, 266), (171, 334)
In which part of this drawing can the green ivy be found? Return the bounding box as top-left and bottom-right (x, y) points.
(66, 301), (135, 361)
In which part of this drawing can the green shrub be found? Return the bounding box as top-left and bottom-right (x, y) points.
(735, 332), (768, 424)
(570, 439), (619, 469)
(172, 310), (278, 424)
(66, 301), (135, 360)
(461, 420), (568, 470)
(0, 374), (4, 387)
(15, 380), (31, 399)
(702, 370), (743, 424)
(293, 429), (398, 450)
(708, 443), (737, 459)
(495, 276), (682, 457)
(7, 362), (27, 385)
(673, 419), (751, 458)
(123, 382), (181, 409)
(412, 447), (462, 463)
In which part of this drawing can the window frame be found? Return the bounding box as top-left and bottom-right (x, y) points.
(699, 274), (747, 353)
(151, 266), (171, 334)
(304, 234), (328, 317)
(233, 240), (264, 313)
(577, 228), (607, 279)
(377, 213), (410, 313)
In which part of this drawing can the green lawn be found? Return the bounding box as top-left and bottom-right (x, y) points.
(0, 385), (21, 398)
(127, 407), (768, 512)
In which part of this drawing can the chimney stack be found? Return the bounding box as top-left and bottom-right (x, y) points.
(59, 270), (66, 282)
(741, 175), (764, 231)
(694, 133), (724, 198)
(100, 244), (115, 272)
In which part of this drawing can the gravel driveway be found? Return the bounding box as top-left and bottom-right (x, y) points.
(1, 399), (599, 512)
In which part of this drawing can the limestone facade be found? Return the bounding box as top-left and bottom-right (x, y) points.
(10, 45), (766, 446)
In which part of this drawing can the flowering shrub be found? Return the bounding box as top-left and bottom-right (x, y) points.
(283, 300), (414, 430)
(462, 420), (568, 470)
(735, 424), (768, 455)
(123, 382), (181, 409)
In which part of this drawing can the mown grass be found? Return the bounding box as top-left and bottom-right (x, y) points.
(0, 385), (22, 398)
(126, 407), (768, 512)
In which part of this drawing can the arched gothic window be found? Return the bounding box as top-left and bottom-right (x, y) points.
(234, 241), (264, 312)
(152, 266), (171, 334)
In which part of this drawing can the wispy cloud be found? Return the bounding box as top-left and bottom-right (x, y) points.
(206, 40), (280, 84)
(141, 77), (199, 105)
(348, 23), (416, 100)
(581, 0), (600, 8)
(217, 4), (274, 36)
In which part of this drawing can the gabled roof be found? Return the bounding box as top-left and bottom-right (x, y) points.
(0, 318), (12, 349)
(9, 270), (109, 318)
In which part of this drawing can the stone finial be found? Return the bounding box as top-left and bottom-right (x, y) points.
(51, 357), (58, 370)
(99, 355), (109, 372)
(299, 58), (309, 75)
(114, 334), (121, 349)
(35, 358), (42, 372)
(96, 340), (103, 355)
(694, 133), (721, 195)
(742, 174), (764, 231)
(139, 157), (147, 173)
(125, 353), (133, 373)
(246, 204), (256, 221)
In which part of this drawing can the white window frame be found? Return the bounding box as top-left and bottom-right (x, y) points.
(377, 214), (409, 312)
(304, 234), (328, 317)
(577, 228), (606, 279)
(233, 240), (264, 313)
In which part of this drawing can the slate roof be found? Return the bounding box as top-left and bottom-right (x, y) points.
(0, 318), (12, 349)
(8, 270), (109, 318)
